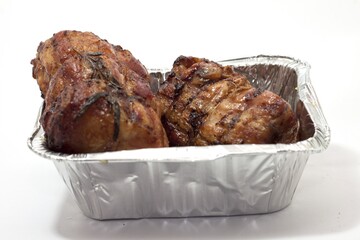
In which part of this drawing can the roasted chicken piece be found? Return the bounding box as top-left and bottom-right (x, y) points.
(158, 56), (299, 146)
(31, 30), (168, 153)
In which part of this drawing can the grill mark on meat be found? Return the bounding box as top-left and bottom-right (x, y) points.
(218, 88), (261, 142)
(189, 110), (206, 132)
(172, 81), (201, 113)
(185, 79), (238, 143)
(161, 117), (189, 146)
(220, 90), (297, 144)
(176, 76), (227, 118)
(195, 87), (254, 144)
(174, 81), (185, 98)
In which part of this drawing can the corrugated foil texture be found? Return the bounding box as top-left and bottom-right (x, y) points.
(28, 55), (330, 220)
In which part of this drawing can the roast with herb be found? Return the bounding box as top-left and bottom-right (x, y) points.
(31, 30), (168, 153)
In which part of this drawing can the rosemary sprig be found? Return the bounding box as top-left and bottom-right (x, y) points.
(72, 49), (123, 142)
(76, 92), (109, 118)
(111, 100), (120, 141)
(86, 52), (103, 56)
(75, 92), (121, 142)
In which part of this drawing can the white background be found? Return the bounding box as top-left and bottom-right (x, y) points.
(1, 0), (360, 239)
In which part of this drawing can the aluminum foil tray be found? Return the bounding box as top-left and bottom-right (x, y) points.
(28, 55), (330, 220)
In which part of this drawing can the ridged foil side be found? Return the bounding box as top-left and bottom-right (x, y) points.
(53, 151), (309, 219)
(28, 55), (330, 219)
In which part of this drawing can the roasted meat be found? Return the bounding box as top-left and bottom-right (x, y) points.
(157, 56), (299, 146)
(31, 30), (168, 153)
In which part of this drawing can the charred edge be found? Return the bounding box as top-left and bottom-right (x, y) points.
(75, 92), (109, 119)
(215, 112), (242, 144)
(167, 71), (176, 78)
(111, 100), (120, 142)
(51, 37), (58, 48)
(267, 122), (281, 143)
(254, 88), (263, 97)
(189, 110), (206, 133)
(37, 41), (45, 52)
(243, 88), (262, 102)
(174, 81), (185, 98)
(217, 112), (235, 128)
(160, 78), (186, 108)
(40, 102), (46, 118)
(184, 94), (197, 109)
(228, 115), (240, 129)
(173, 55), (188, 66)
(113, 45), (123, 51)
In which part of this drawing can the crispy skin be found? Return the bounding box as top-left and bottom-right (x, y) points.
(158, 56), (299, 146)
(31, 30), (168, 153)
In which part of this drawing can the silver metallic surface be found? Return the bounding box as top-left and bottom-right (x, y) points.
(28, 55), (330, 220)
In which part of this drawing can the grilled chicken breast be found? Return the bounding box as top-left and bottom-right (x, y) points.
(157, 56), (299, 146)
